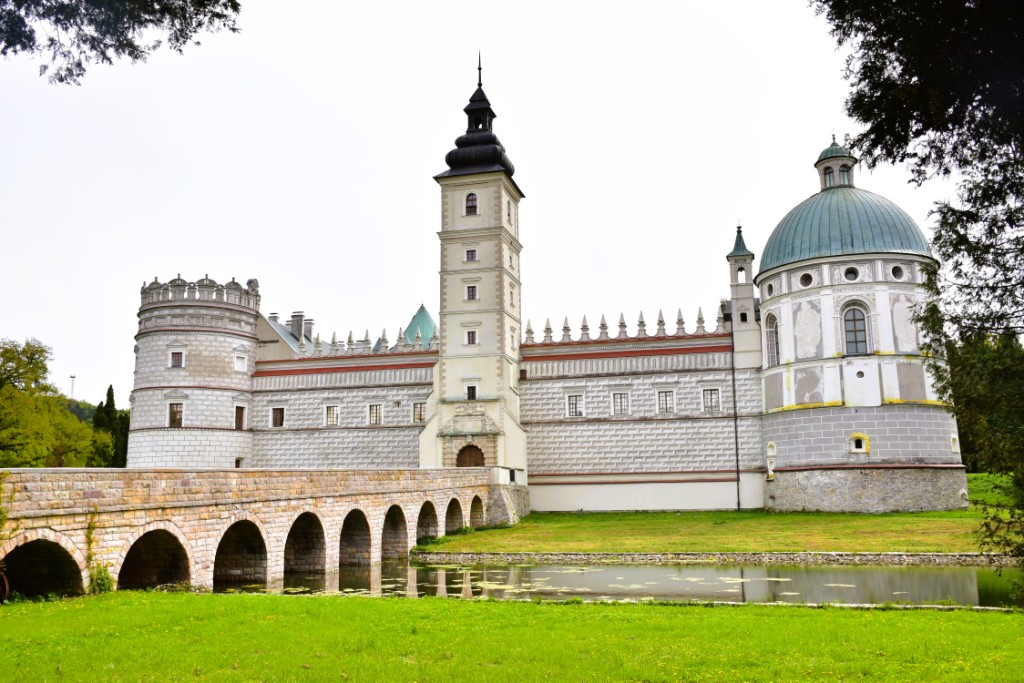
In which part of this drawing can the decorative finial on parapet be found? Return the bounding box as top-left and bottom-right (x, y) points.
(330, 331), (338, 355)
(696, 307), (706, 334)
(415, 327), (423, 349)
(637, 312), (647, 337)
(298, 336), (307, 357)
(525, 321), (535, 344)
(379, 328), (389, 351)
(314, 333), (322, 356)
(676, 309), (686, 336)
(561, 317), (572, 343)
(656, 310), (666, 337)
(618, 313), (628, 339)
(598, 315), (609, 340)
(346, 331), (355, 354)
(715, 304), (725, 333)
(543, 319), (553, 343)
(579, 316), (591, 341)
(429, 330), (439, 351)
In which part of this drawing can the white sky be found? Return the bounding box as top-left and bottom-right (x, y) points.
(0, 0), (955, 406)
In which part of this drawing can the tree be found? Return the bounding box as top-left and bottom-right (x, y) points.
(0, 0), (241, 84)
(814, 0), (1024, 573)
(91, 385), (129, 467)
(0, 338), (54, 394)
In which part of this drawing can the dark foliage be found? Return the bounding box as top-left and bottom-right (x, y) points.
(0, 0), (241, 84)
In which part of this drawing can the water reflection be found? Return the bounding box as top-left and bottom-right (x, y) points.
(213, 562), (1020, 607)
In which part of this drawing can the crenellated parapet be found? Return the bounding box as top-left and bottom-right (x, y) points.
(140, 274), (261, 310)
(522, 306), (726, 346)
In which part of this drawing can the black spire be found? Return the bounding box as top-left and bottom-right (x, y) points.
(435, 58), (516, 181)
(727, 225), (755, 258)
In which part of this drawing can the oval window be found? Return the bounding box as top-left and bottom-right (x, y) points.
(844, 267), (859, 281)
(799, 273), (813, 288)
(766, 283), (774, 297)
(891, 265), (904, 280)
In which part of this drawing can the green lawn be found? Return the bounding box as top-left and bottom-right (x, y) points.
(1, 592), (1022, 681)
(427, 475), (1004, 554)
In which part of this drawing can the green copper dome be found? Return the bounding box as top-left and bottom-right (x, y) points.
(759, 187), (932, 273)
(817, 139), (854, 163)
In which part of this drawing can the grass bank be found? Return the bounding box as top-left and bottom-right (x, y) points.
(1, 592), (1022, 681)
(427, 474), (1002, 554)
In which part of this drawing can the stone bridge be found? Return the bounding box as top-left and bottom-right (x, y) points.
(0, 468), (528, 597)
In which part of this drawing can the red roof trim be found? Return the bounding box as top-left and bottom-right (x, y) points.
(254, 361), (436, 377)
(523, 344), (733, 362)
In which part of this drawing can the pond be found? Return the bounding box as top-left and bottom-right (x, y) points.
(215, 561), (1021, 607)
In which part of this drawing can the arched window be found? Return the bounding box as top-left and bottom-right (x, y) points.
(465, 193), (478, 216)
(839, 164), (850, 185)
(765, 314), (780, 367)
(843, 307), (869, 355)
(824, 166), (835, 187)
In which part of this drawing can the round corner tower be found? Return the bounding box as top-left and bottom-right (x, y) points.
(126, 275), (261, 468)
(753, 139), (968, 512)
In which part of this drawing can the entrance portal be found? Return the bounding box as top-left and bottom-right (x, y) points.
(456, 445), (485, 467)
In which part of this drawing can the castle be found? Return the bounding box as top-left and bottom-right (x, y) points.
(126, 73), (968, 513)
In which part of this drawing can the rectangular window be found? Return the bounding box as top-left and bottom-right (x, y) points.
(466, 330), (477, 345)
(170, 351), (184, 368)
(413, 402), (426, 423)
(466, 285), (478, 301)
(234, 355), (247, 372)
(234, 406), (246, 430)
(567, 394), (584, 417)
(325, 405), (339, 426)
(466, 385), (477, 401)
(702, 389), (721, 412)
(466, 249), (477, 262)
(168, 403), (183, 428)
(271, 407), (285, 428)
(658, 390), (675, 414)
(612, 392), (629, 415)
(368, 404), (382, 425)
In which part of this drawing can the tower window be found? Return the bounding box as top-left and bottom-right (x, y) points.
(507, 200), (512, 222)
(765, 314), (780, 367)
(170, 351), (184, 368)
(839, 164), (850, 185)
(466, 330), (477, 345)
(849, 433), (870, 453)
(325, 405), (340, 426)
(466, 385), (477, 401)
(612, 392), (630, 415)
(658, 390), (675, 414)
(824, 166), (835, 187)
(465, 193), (478, 216)
(465, 249), (478, 262)
(843, 307), (869, 355)
(234, 406), (246, 430)
(168, 403), (183, 428)
(271, 407), (285, 428)
(368, 404), (382, 425)
(413, 402), (426, 423)
(466, 285), (478, 301)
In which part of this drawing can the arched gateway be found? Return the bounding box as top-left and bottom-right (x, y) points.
(456, 445), (485, 467)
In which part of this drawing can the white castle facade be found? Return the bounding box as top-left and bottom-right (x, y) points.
(126, 76), (968, 513)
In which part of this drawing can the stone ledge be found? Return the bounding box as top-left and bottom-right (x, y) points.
(412, 551), (1016, 567)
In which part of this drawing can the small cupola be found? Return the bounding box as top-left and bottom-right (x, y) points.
(815, 135), (857, 191)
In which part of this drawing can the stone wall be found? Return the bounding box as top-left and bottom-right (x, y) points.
(763, 404), (960, 468)
(765, 465), (968, 512)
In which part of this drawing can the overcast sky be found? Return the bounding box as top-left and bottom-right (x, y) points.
(0, 1), (955, 406)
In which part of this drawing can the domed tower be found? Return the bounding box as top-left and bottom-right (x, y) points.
(418, 61), (527, 480)
(126, 275), (260, 468)
(754, 139), (967, 511)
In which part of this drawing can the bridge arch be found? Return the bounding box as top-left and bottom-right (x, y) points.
(381, 504), (409, 560)
(284, 510), (326, 576)
(0, 528), (86, 597)
(213, 514), (269, 586)
(445, 498), (464, 533)
(338, 508), (372, 566)
(470, 495), (485, 528)
(115, 521), (193, 590)
(416, 501), (439, 541)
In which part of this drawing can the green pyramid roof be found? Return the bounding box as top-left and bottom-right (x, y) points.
(404, 305), (436, 350)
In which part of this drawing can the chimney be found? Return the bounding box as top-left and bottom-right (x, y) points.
(269, 312), (279, 323)
(303, 318), (315, 341)
(290, 311), (304, 340)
